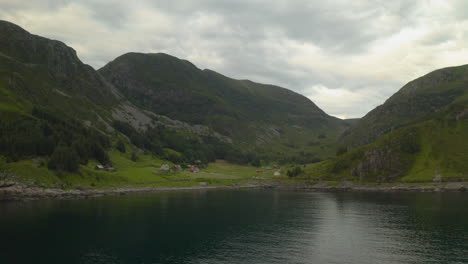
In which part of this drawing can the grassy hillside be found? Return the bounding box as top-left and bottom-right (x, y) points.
(99, 53), (332, 127)
(99, 53), (347, 161)
(0, 154), (278, 190)
(340, 64), (468, 147)
(1, 19), (465, 187)
(306, 98), (468, 183)
(0, 19), (343, 181)
(0, 20), (118, 108)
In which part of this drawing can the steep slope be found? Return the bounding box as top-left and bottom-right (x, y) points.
(99, 52), (347, 160)
(0, 20), (345, 167)
(340, 64), (468, 147)
(0, 21), (231, 168)
(309, 114), (468, 182)
(0, 20), (120, 124)
(308, 65), (468, 182)
(0, 20), (127, 168)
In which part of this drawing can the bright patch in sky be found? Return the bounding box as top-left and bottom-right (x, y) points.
(1, 0), (467, 118)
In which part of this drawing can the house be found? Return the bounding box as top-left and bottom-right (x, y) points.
(95, 164), (115, 172)
(160, 164), (170, 171)
(274, 171), (281, 176)
(172, 165), (183, 172)
(189, 166), (200, 173)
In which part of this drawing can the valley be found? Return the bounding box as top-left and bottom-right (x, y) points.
(0, 20), (467, 198)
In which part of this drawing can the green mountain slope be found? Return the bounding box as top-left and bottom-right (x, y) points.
(0, 20), (120, 108)
(308, 66), (468, 182)
(308, 115), (468, 183)
(0, 21), (252, 168)
(0, 20), (346, 169)
(0, 20), (121, 124)
(99, 52), (347, 161)
(340, 64), (468, 147)
(0, 20), (132, 167)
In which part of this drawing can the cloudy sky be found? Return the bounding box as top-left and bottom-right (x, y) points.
(1, 0), (467, 118)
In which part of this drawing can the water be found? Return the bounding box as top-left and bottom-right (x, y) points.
(0, 190), (467, 264)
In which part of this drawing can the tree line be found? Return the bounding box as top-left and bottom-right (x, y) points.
(0, 107), (110, 172)
(112, 120), (262, 166)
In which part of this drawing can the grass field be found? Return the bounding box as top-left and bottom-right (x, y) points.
(3, 117), (466, 190)
(1, 151), (281, 189)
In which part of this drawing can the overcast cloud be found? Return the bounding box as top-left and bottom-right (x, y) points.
(1, 0), (468, 118)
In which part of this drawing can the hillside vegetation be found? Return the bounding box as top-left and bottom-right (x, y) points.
(99, 52), (348, 161)
(307, 66), (468, 183)
(0, 20), (345, 187)
(0, 20), (466, 188)
(340, 64), (468, 147)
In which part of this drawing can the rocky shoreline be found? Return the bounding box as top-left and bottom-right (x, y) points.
(0, 182), (261, 201)
(277, 182), (468, 192)
(0, 181), (466, 201)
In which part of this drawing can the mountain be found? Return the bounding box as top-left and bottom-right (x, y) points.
(340, 65), (468, 147)
(99, 52), (348, 161)
(309, 65), (468, 182)
(0, 19), (466, 185)
(0, 20), (130, 169)
(0, 20), (120, 122)
(0, 20), (344, 169)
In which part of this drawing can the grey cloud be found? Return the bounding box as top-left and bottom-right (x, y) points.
(147, 0), (421, 53)
(82, 1), (130, 29)
(0, 0), (466, 118)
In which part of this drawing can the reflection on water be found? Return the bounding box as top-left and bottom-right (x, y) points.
(0, 190), (467, 264)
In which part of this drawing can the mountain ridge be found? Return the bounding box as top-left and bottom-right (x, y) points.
(98, 51), (347, 161)
(1, 19), (466, 184)
(339, 64), (468, 147)
(310, 64), (468, 183)
(0, 20), (344, 167)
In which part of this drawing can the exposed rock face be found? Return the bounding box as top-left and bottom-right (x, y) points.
(98, 52), (346, 146)
(254, 126), (281, 145)
(351, 148), (405, 182)
(112, 102), (232, 143)
(0, 181), (15, 188)
(112, 103), (154, 130)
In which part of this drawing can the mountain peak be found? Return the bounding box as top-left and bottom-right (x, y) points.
(0, 20), (83, 77)
(0, 20), (29, 34)
(99, 52), (344, 147)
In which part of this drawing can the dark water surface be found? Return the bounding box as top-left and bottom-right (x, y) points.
(0, 190), (467, 264)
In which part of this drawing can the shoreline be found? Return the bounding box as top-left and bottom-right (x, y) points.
(276, 182), (467, 193)
(0, 181), (466, 201)
(0, 183), (262, 201)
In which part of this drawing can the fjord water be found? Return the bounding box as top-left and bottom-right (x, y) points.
(0, 190), (467, 264)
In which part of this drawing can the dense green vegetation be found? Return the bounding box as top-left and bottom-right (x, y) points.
(99, 52), (348, 160)
(340, 64), (468, 147)
(99, 53), (333, 127)
(0, 20), (345, 173)
(310, 63), (468, 183)
(0, 151), (281, 189)
(286, 166), (304, 178)
(0, 107), (111, 171)
(0, 20), (466, 189)
(306, 94), (468, 183)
